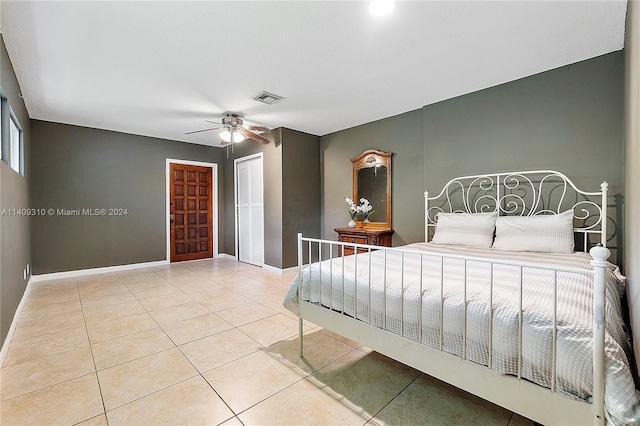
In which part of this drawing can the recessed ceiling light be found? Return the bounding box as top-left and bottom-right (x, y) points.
(369, 0), (395, 17)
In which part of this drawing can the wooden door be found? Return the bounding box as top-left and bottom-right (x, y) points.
(170, 163), (213, 262)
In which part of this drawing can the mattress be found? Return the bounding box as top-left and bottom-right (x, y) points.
(283, 242), (640, 425)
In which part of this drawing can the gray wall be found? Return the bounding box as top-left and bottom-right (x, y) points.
(423, 52), (624, 195)
(222, 128), (320, 269)
(282, 128), (321, 266)
(625, 0), (640, 377)
(31, 121), (319, 275)
(0, 34), (31, 346)
(321, 52), (624, 248)
(30, 120), (224, 274)
(321, 109), (424, 245)
(222, 130), (283, 268)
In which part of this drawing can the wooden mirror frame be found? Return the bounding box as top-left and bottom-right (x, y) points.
(351, 149), (392, 229)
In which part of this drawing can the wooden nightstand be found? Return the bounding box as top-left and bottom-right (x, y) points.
(334, 227), (394, 256)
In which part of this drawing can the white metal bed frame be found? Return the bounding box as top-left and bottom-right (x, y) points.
(295, 171), (611, 425)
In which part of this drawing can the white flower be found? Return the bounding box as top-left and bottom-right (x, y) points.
(358, 198), (374, 218)
(345, 197), (363, 218)
(345, 197), (374, 219)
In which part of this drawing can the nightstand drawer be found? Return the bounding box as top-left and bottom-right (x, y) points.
(342, 246), (355, 256)
(334, 227), (394, 257)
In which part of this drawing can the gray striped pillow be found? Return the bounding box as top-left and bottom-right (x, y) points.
(492, 209), (575, 254)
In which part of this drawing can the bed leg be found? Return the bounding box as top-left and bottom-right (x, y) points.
(590, 244), (609, 426)
(298, 317), (304, 358)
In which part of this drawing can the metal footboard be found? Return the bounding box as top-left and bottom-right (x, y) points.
(296, 233), (609, 426)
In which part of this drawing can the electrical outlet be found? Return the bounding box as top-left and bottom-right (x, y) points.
(27, 264), (30, 274)
(23, 268), (27, 280)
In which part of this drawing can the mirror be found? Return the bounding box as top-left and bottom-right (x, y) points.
(352, 149), (392, 229)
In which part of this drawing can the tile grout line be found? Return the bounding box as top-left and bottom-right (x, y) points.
(225, 332), (370, 420)
(1, 277), (108, 424)
(79, 275), (115, 424)
(81, 270), (210, 419)
(365, 374), (422, 424)
(105, 271), (241, 418)
(1, 260), (272, 420)
(84, 266), (287, 371)
(10, 260), (432, 424)
(157, 269), (312, 423)
(112, 263), (285, 423)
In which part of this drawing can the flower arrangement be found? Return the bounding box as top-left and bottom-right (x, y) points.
(359, 198), (374, 221)
(345, 197), (361, 220)
(344, 197), (374, 221)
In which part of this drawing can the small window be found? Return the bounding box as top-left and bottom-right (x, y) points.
(0, 97), (6, 163)
(9, 109), (23, 175)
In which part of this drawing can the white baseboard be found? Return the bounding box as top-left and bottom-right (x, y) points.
(30, 260), (170, 282)
(216, 253), (296, 274)
(0, 256), (296, 364)
(0, 277), (33, 367)
(283, 266), (299, 274)
(30, 254), (244, 282)
(262, 264), (299, 275)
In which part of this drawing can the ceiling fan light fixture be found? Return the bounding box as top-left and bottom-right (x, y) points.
(220, 130), (245, 143)
(369, 0), (395, 16)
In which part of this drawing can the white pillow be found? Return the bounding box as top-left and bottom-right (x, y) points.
(431, 212), (497, 248)
(492, 209), (574, 254)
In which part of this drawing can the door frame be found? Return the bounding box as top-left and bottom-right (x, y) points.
(165, 159), (219, 262)
(234, 153), (264, 266)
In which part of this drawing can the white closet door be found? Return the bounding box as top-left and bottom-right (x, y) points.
(235, 155), (264, 266)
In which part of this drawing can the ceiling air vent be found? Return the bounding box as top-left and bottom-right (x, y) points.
(252, 91), (284, 105)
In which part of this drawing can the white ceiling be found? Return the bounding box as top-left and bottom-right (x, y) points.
(0, 1), (628, 147)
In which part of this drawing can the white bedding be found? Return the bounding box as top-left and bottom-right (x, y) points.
(283, 242), (640, 425)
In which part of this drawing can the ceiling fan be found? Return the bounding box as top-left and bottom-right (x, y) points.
(186, 113), (270, 145)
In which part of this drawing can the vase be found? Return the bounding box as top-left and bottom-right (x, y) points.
(348, 219), (356, 228)
(363, 218), (370, 223)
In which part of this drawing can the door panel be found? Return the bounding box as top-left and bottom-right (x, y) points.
(236, 156), (264, 266)
(170, 163), (213, 262)
(249, 205), (264, 262)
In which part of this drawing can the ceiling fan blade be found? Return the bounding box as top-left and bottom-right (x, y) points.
(205, 120), (224, 125)
(245, 125), (270, 132)
(242, 129), (270, 145)
(185, 127), (222, 135)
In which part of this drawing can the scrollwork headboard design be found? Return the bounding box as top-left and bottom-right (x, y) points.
(424, 170), (609, 252)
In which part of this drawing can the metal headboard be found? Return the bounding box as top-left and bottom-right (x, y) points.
(424, 170), (608, 251)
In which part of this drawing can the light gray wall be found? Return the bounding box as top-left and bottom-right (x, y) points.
(625, 0), (640, 378)
(30, 120), (223, 274)
(321, 52), (624, 251)
(0, 34), (31, 346)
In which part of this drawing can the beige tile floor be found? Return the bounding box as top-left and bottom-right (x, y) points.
(0, 258), (535, 425)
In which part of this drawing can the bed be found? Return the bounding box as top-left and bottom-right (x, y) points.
(283, 170), (639, 425)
